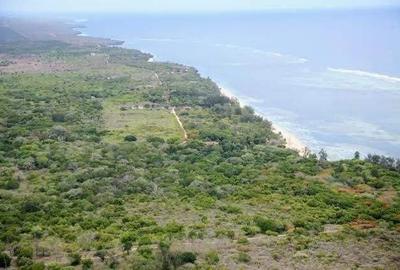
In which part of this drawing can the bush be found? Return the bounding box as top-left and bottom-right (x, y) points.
(137, 246), (153, 259)
(124, 135), (137, 142)
(94, 250), (107, 262)
(368, 179), (385, 189)
(0, 252), (11, 268)
(46, 263), (65, 270)
(15, 244), (34, 258)
(205, 251), (219, 265)
(219, 204), (242, 214)
(237, 252), (251, 263)
(2, 178), (19, 190)
(138, 236), (151, 246)
(163, 221), (184, 235)
(31, 262), (46, 270)
(146, 136), (165, 145)
(254, 216), (286, 234)
(215, 228), (235, 239)
(16, 256), (33, 267)
(293, 218), (322, 231)
(121, 232), (137, 253)
(193, 194), (215, 209)
(318, 193), (354, 209)
(241, 225), (259, 236)
(69, 252), (81, 266)
(52, 113), (66, 122)
(21, 200), (41, 213)
(203, 95), (230, 107)
(82, 258), (93, 270)
(49, 126), (70, 141)
(35, 155), (49, 169)
(174, 251), (196, 266)
(187, 229), (204, 239)
(237, 237), (249, 244)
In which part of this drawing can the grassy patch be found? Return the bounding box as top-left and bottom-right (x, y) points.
(103, 101), (184, 142)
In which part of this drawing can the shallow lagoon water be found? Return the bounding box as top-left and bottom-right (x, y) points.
(83, 9), (400, 159)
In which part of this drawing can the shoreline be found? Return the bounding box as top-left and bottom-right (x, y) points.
(219, 86), (308, 156)
(76, 20), (308, 156)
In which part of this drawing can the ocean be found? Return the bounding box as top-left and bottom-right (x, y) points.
(81, 9), (400, 159)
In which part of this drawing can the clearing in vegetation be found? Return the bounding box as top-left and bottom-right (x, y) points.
(103, 100), (184, 142)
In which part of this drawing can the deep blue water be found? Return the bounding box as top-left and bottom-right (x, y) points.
(81, 9), (400, 159)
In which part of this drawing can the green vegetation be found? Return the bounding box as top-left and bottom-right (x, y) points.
(237, 252), (251, 263)
(0, 36), (399, 269)
(103, 106), (183, 142)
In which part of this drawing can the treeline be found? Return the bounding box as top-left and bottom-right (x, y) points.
(364, 153), (400, 172)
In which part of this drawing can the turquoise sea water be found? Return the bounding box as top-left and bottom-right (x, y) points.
(82, 9), (400, 159)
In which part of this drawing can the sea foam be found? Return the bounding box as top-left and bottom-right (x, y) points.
(328, 68), (400, 83)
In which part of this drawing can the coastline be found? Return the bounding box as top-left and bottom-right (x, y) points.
(219, 86), (308, 156)
(75, 20), (308, 157)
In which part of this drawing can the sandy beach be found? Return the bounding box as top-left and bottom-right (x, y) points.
(270, 122), (308, 156)
(219, 86), (308, 156)
(141, 59), (308, 156)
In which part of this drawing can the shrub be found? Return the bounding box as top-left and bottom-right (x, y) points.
(241, 225), (259, 236)
(52, 113), (65, 122)
(121, 232), (137, 253)
(69, 252), (81, 266)
(94, 250), (107, 262)
(163, 221), (184, 235)
(237, 237), (249, 244)
(0, 252), (11, 268)
(124, 135), (137, 142)
(193, 194), (215, 209)
(368, 179), (385, 189)
(146, 136), (165, 145)
(254, 216), (286, 234)
(138, 236), (152, 246)
(174, 251), (196, 266)
(82, 258), (93, 270)
(21, 200), (41, 213)
(49, 126), (70, 141)
(205, 251), (219, 265)
(35, 155), (49, 169)
(15, 244), (34, 258)
(187, 229), (204, 239)
(31, 262), (46, 270)
(16, 256), (33, 267)
(46, 262), (65, 270)
(293, 218), (322, 231)
(219, 204), (242, 214)
(137, 246), (153, 259)
(318, 193), (354, 209)
(203, 95), (230, 107)
(2, 178), (19, 190)
(215, 228), (235, 239)
(237, 252), (251, 263)
(109, 257), (119, 269)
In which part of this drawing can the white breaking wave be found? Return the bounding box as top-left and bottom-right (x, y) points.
(328, 68), (400, 83)
(251, 48), (309, 63)
(223, 62), (249, 66)
(289, 57), (309, 64)
(74, 18), (88, 23)
(218, 84), (307, 155)
(214, 43), (308, 64)
(138, 38), (182, 42)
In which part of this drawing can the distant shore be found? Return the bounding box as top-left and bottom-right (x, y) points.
(219, 86), (308, 156)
